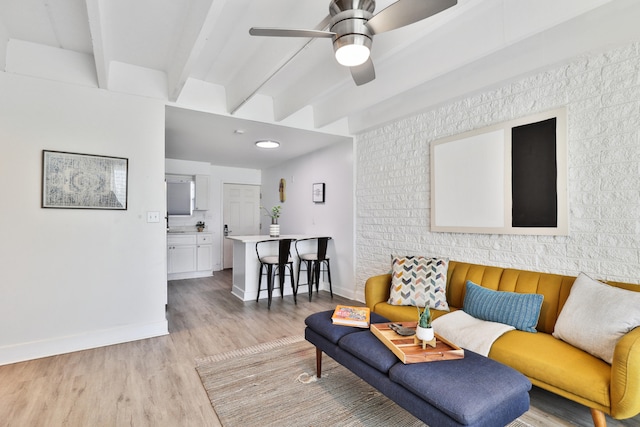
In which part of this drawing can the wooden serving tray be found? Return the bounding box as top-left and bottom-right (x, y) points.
(371, 322), (464, 364)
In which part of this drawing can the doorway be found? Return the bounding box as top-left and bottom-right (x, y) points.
(222, 183), (261, 269)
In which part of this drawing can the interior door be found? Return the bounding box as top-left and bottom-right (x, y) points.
(222, 184), (261, 269)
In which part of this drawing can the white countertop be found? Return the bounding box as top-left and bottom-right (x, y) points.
(225, 235), (321, 243)
(167, 229), (210, 234)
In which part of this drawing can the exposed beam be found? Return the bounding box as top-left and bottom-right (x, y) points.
(85, 0), (108, 89)
(166, 0), (228, 102)
(229, 36), (321, 115)
(226, 14), (331, 115)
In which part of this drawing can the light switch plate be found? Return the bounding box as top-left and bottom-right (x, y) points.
(147, 211), (160, 223)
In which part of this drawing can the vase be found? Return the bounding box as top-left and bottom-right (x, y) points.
(415, 325), (434, 342)
(269, 218), (280, 237)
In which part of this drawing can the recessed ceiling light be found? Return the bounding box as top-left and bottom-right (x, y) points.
(255, 140), (280, 149)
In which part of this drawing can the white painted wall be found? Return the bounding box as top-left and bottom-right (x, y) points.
(261, 140), (356, 299)
(6, 39), (97, 88)
(0, 22), (7, 71)
(355, 42), (640, 300)
(0, 72), (168, 365)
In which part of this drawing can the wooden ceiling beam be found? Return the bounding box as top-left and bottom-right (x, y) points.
(85, 0), (108, 89)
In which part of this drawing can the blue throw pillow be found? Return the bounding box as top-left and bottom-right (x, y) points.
(463, 280), (543, 333)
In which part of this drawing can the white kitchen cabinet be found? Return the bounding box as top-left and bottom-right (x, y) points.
(167, 233), (213, 280)
(167, 234), (196, 274)
(196, 233), (213, 272)
(168, 245), (197, 274)
(196, 245), (213, 272)
(194, 175), (209, 211)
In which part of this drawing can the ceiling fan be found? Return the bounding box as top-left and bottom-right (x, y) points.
(249, 0), (457, 86)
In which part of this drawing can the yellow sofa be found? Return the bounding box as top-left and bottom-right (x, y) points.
(364, 260), (640, 427)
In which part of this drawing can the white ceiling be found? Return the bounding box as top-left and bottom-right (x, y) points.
(2, 0), (640, 169)
(164, 105), (351, 169)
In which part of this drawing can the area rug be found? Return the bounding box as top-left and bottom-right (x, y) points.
(195, 336), (534, 427)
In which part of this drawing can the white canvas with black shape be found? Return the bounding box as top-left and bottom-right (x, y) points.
(430, 108), (567, 236)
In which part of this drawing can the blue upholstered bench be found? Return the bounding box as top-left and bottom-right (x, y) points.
(305, 310), (531, 427)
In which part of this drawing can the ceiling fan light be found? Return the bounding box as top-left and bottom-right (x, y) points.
(335, 44), (370, 67)
(255, 140), (280, 149)
(334, 34), (371, 67)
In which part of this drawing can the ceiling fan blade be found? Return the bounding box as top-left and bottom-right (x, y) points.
(366, 0), (457, 34)
(350, 58), (375, 86)
(249, 28), (335, 38)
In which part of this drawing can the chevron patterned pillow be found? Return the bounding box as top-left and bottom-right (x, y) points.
(388, 255), (450, 310)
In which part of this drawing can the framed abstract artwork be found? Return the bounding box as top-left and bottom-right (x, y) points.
(312, 182), (325, 203)
(430, 108), (567, 235)
(42, 150), (128, 210)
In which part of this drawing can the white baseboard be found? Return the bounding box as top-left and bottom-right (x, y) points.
(0, 320), (169, 366)
(316, 281), (363, 303)
(168, 270), (213, 280)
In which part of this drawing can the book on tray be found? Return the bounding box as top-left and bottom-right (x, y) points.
(332, 305), (371, 328)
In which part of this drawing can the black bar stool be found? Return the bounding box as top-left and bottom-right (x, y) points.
(295, 237), (333, 301)
(256, 239), (296, 308)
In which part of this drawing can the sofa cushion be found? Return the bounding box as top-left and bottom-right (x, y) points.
(389, 350), (531, 426)
(552, 272), (640, 364)
(304, 310), (389, 344)
(489, 330), (611, 407)
(388, 255), (449, 310)
(464, 280), (543, 333)
(338, 331), (399, 374)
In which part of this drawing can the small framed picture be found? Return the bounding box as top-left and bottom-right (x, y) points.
(42, 150), (128, 210)
(312, 183), (325, 203)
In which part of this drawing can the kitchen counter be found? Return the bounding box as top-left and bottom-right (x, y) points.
(225, 234), (327, 301)
(167, 228), (207, 234)
(225, 234), (312, 242)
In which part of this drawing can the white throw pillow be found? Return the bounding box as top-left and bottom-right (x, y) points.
(432, 310), (514, 357)
(552, 273), (640, 364)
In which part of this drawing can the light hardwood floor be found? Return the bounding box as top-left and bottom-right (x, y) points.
(1, 270), (639, 426)
(0, 270), (351, 426)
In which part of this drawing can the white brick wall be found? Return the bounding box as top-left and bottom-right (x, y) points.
(355, 42), (640, 300)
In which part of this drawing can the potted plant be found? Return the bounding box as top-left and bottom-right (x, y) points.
(196, 221), (205, 232)
(416, 306), (434, 341)
(261, 205), (282, 224)
(261, 205), (282, 237)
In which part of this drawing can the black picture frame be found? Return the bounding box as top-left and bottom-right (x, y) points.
(42, 150), (129, 210)
(312, 183), (325, 203)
